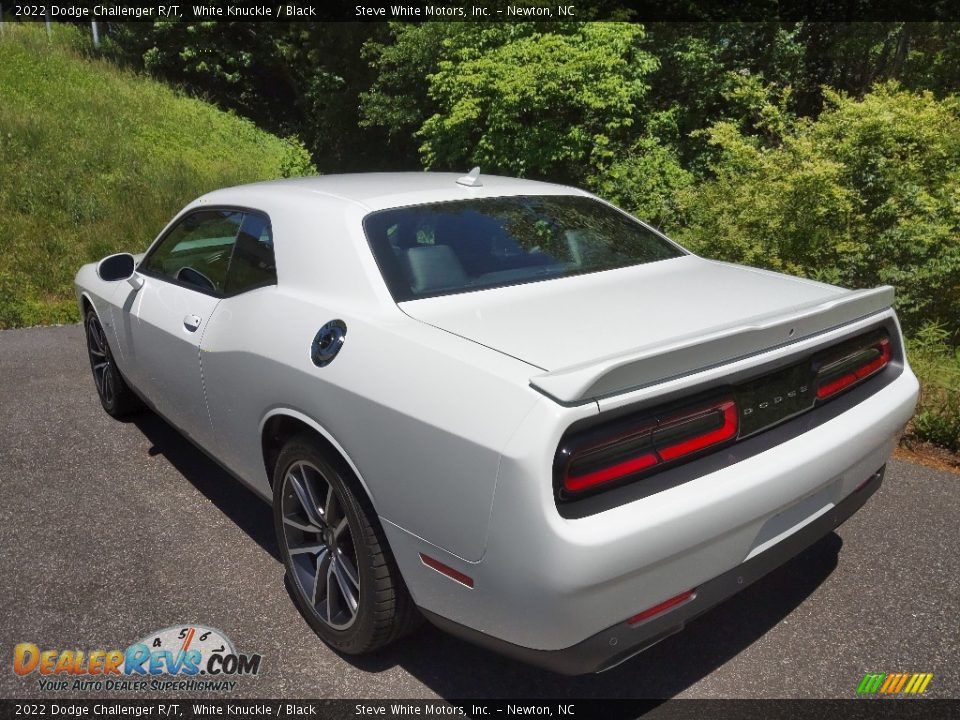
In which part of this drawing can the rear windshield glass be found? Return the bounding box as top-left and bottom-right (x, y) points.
(363, 195), (685, 302)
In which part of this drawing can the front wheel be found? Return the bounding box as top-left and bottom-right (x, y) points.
(84, 309), (142, 417)
(272, 436), (419, 653)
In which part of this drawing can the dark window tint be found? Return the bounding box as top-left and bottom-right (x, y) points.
(225, 213), (276, 295)
(141, 210), (243, 294)
(363, 195), (685, 302)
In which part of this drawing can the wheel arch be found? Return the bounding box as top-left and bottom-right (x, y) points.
(79, 292), (96, 317)
(260, 409), (378, 511)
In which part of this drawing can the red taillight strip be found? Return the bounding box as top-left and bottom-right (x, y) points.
(562, 398), (738, 494)
(559, 330), (892, 499)
(816, 337), (891, 400)
(564, 452), (658, 493)
(657, 401), (739, 461)
(815, 373), (858, 399)
(627, 589), (696, 626)
(419, 553), (474, 588)
(854, 338), (891, 378)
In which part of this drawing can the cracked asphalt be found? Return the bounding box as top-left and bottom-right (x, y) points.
(0, 323), (957, 700)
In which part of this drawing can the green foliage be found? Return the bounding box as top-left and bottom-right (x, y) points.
(411, 23), (659, 188)
(277, 135), (317, 178)
(379, 22), (691, 223)
(0, 24), (315, 328)
(112, 21), (390, 171)
(587, 138), (692, 229)
(7, 21), (960, 452)
(360, 23), (469, 149)
(640, 23), (808, 170)
(907, 324), (960, 451)
(360, 22), (585, 155)
(679, 80), (960, 340)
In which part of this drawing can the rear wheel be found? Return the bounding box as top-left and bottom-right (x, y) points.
(84, 309), (142, 417)
(272, 436), (419, 653)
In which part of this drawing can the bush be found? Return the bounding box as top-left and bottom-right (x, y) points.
(677, 79), (960, 342)
(416, 23), (658, 186)
(906, 324), (960, 452)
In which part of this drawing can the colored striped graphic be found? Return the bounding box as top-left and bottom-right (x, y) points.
(857, 672), (933, 695)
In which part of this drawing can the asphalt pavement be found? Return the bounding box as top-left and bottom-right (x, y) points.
(0, 323), (957, 700)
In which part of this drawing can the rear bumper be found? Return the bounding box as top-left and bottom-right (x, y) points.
(423, 465), (884, 675)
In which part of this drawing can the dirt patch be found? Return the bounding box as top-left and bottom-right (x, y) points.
(896, 436), (960, 476)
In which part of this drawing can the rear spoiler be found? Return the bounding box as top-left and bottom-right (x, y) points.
(529, 285), (895, 404)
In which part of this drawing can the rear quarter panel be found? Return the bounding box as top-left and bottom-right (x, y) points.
(197, 196), (541, 562)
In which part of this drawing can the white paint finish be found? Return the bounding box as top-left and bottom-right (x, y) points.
(195, 172), (590, 212)
(199, 287), (538, 561)
(121, 277), (221, 448)
(400, 256), (868, 401)
(596, 308), (901, 413)
(72, 172), (920, 658)
(397, 370), (917, 650)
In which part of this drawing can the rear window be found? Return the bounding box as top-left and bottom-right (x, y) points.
(363, 195), (685, 302)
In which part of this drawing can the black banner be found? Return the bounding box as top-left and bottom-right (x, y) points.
(5, 0), (960, 23)
(0, 700), (959, 720)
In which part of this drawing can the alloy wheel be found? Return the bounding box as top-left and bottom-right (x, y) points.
(86, 316), (115, 406)
(280, 460), (361, 630)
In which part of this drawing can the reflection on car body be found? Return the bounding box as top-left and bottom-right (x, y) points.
(75, 171), (918, 673)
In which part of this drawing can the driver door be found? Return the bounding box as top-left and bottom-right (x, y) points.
(120, 209), (243, 446)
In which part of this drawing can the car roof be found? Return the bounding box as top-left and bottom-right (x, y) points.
(195, 172), (592, 213)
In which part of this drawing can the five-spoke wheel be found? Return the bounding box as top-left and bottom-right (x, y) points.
(272, 436), (419, 653)
(86, 312), (115, 406)
(281, 460), (362, 629)
(84, 308), (141, 417)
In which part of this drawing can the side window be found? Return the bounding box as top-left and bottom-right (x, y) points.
(224, 212), (276, 295)
(141, 210), (243, 294)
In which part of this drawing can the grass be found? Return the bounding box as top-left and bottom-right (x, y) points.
(0, 25), (956, 454)
(0, 24), (313, 327)
(906, 325), (960, 453)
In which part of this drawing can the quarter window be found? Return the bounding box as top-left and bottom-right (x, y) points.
(224, 213), (276, 295)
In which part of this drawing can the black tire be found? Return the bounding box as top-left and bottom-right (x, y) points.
(84, 308), (142, 418)
(272, 435), (420, 654)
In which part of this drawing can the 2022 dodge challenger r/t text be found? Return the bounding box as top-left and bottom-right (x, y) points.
(75, 171), (918, 674)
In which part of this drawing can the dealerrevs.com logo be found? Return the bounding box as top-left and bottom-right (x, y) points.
(12, 625), (262, 693)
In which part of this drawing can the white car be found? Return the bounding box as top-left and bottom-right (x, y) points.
(75, 172), (918, 674)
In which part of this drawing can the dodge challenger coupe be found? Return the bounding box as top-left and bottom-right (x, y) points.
(75, 171), (919, 674)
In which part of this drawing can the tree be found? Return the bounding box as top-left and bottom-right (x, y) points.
(361, 22), (688, 225)
(108, 21), (392, 171)
(679, 80), (960, 339)
(416, 24), (657, 183)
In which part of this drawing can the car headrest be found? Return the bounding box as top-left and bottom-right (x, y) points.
(404, 245), (468, 294)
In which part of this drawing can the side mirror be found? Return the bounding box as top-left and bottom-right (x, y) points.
(96, 253), (136, 282)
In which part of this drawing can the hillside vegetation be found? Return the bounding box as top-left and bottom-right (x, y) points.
(0, 22), (955, 453)
(0, 25), (313, 327)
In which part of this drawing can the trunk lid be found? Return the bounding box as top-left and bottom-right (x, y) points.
(399, 256), (894, 403)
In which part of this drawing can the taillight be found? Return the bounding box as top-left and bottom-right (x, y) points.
(561, 398), (739, 495)
(815, 333), (891, 400)
(557, 328), (894, 501)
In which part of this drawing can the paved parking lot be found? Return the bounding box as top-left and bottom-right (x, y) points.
(0, 324), (957, 700)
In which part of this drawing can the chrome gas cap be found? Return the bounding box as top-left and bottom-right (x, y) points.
(311, 319), (347, 367)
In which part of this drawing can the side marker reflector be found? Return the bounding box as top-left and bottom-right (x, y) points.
(627, 589), (696, 626)
(419, 553), (474, 588)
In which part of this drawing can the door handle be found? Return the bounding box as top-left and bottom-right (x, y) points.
(183, 314), (202, 332)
